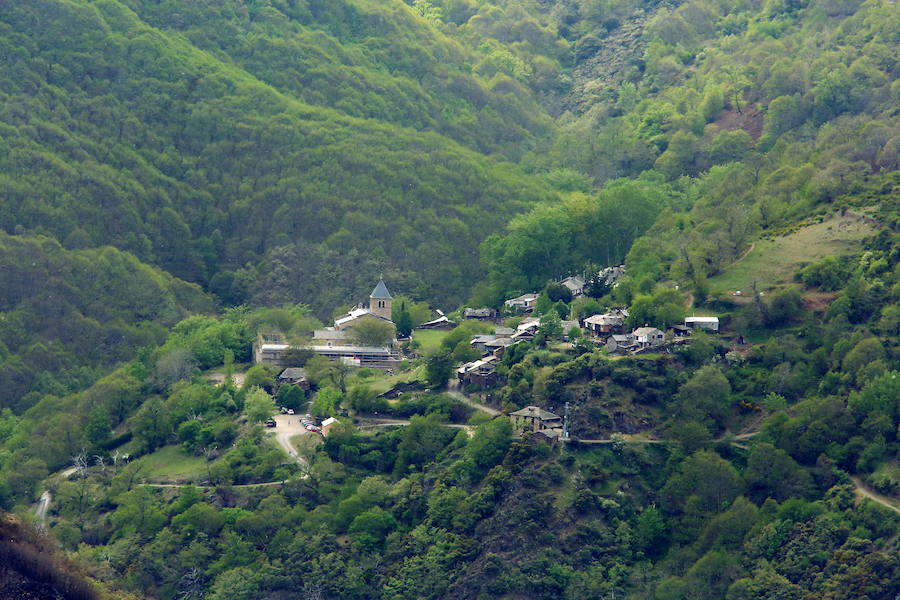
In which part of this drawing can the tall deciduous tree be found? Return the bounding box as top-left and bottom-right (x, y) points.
(349, 319), (395, 347)
(243, 387), (276, 423)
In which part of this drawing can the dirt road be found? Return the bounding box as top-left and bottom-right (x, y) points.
(268, 414), (311, 465)
(850, 476), (900, 515)
(446, 381), (501, 416)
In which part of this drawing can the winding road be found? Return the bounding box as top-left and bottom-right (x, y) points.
(445, 381), (501, 416)
(268, 413), (310, 466)
(850, 476), (900, 515)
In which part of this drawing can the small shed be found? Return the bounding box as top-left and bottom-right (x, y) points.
(685, 316), (720, 332)
(321, 417), (339, 437)
(464, 308), (499, 320)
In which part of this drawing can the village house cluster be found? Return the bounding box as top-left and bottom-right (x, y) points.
(458, 266), (720, 389)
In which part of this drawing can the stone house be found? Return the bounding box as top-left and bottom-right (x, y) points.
(504, 293), (539, 312)
(632, 327), (665, 348)
(560, 275), (586, 297)
(509, 406), (563, 434)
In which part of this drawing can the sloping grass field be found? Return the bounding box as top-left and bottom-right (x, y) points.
(709, 213), (878, 293)
(130, 445), (207, 482)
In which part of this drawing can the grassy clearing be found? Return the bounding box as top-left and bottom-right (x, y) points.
(131, 445), (207, 482)
(709, 214), (877, 293)
(412, 329), (449, 356)
(349, 364), (426, 395)
(291, 433), (321, 454)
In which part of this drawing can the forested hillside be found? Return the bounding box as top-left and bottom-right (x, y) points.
(0, 232), (212, 411)
(0, 1), (898, 599)
(472, 0), (898, 300)
(0, 0), (556, 313)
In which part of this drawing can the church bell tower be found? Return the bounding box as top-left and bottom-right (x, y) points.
(369, 278), (393, 320)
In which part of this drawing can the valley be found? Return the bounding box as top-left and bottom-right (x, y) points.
(0, 0), (897, 599)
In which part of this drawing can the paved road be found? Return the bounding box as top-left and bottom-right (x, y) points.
(357, 418), (472, 432)
(850, 476), (900, 515)
(576, 437), (664, 444)
(445, 381), (501, 416)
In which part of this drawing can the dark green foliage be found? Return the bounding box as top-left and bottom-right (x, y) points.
(425, 350), (454, 388)
(0, 3), (898, 600)
(275, 384), (306, 412)
(393, 302), (414, 338)
(0, 0), (556, 316)
(0, 233), (211, 409)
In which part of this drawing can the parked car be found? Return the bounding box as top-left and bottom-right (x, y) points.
(265, 419), (277, 428)
(305, 424), (320, 432)
(301, 419), (314, 426)
(287, 409), (294, 415)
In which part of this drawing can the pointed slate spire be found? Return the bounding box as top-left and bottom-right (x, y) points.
(370, 278), (392, 299)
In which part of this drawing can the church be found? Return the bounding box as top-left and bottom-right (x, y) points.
(307, 279), (401, 369)
(332, 278), (395, 330)
(254, 279), (400, 369)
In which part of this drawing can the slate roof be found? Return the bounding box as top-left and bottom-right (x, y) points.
(509, 405), (561, 420)
(279, 368), (306, 380)
(560, 275), (586, 291)
(314, 329), (349, 340)
(685, 316), (719, 324)
(370, 279), (392, 299)
(334, 308), (393, 328)
(633, 327), (663, 336)
(584, 313), (625, 325)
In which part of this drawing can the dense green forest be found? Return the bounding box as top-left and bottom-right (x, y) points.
(0, 0), (556, 312)
(0, 232), (212, 411)
(471, 0), (898, 300)
(0, 0), (897, 599)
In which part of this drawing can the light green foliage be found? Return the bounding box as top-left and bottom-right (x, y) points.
(110, 487), (166, 537)
(627, 288), (685, 329)
(349, 506), (397, 548)
(349, 319), (396, 347)
(243, 387), (276, 423)
(537, 310), (563, 343)
(0, 3), (898, 599)
(311, 387), (343, 419)
(394, 415), (457, 475)
(465, 418), (512, 477)
(276, 384), (306, 411)
(131, 397), (172, 452)
(243, 364), (277, 391)
(0, 0), (557, 318)
(165, 316), (249, 370)
(484, 180), (671, 295)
